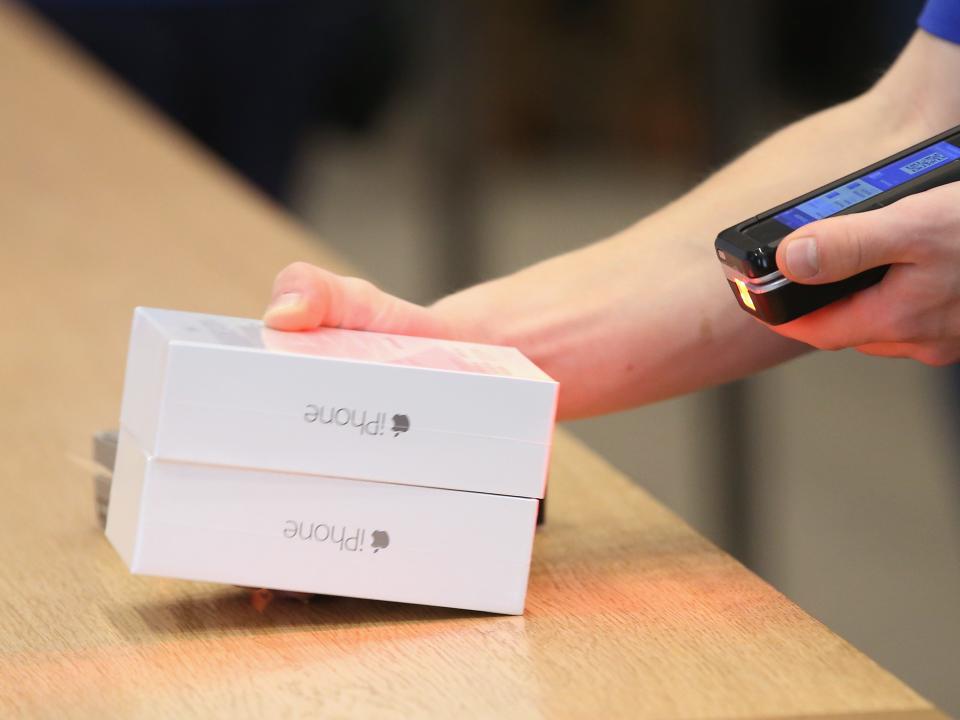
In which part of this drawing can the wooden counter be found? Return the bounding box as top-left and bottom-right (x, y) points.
(0, 4), (945, 718)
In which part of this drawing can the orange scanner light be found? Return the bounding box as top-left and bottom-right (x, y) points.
(734, 278), (756, 311)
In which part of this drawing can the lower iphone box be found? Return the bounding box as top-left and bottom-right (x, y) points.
(106, 432), (539, 615)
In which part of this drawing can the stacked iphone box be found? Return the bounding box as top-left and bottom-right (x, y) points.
(106, 307), (558, 614)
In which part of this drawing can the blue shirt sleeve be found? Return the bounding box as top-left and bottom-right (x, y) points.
(919, 0), (960, 44)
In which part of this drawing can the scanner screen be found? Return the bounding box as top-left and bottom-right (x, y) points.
(774, 140), (960, 230)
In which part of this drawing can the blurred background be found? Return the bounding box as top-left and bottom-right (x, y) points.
(29, 0), (959, 712)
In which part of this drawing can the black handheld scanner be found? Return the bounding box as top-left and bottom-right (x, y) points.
(715, 124), (960, 325)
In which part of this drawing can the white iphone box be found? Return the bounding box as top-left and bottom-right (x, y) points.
(119, 307), (557, 498)
(106, 431), (538, 614)
(106, 307), (558, 614)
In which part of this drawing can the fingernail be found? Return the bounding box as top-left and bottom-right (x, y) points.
(264, 292), (303, 317)
(784, 237), (819, 279)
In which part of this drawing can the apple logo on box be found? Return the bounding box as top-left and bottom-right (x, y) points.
(391, 414), (410, 437)
(370, 530), (390, 553)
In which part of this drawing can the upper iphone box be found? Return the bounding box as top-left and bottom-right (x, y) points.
(118, 307), (558, 498)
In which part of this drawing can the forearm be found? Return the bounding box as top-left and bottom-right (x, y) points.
(265, 34), (960, 417)
(433, 32), (959, 419)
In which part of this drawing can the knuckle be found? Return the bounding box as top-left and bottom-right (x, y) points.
(822, 219), (865, 275)
(275, 260), (315, 284)
(285, 260), (315, 275)
(341, 276), (376, 296)
(847, 228), (866, 273)
(334, 276), (383, 329)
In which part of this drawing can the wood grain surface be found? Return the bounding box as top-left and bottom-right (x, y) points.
(0, 4), (947, 718)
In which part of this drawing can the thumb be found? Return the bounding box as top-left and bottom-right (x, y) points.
(776, 204), (910, 285)
(263, 261), (452, 338)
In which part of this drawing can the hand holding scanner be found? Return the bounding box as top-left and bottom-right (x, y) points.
(715, 125), (960, 325)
